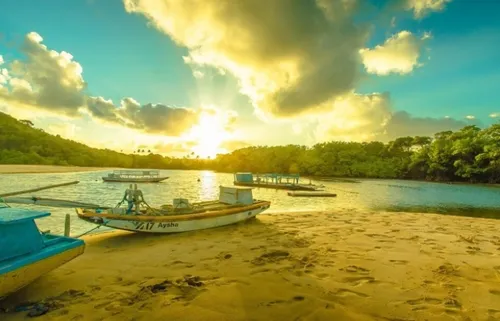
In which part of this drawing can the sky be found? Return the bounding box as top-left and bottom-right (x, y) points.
(0, 0), (499, 158)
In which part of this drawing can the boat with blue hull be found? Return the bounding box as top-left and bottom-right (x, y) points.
(0, 207), (85, 300)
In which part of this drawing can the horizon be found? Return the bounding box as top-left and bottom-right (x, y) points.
(1, 0), (499, 159)
(2, 110), (496, 161)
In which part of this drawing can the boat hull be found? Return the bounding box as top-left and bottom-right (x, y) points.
(288, 191), (337, 197)
(76, 201), (271, 233)
(234, 181), (318, 191)
(0, 243), (85, 300)
(102, 176), (169, 183)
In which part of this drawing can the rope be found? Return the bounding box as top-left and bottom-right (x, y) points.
(0, 197), (10, 208)
(75, 225), (102, 238)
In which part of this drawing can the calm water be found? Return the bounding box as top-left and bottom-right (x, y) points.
(1, 169), (499, 236)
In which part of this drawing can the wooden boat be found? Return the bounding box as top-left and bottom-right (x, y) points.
(76, 185), (271, 233)
(287, 191), (337, 197)
(0, 207), (85, 300)
(102, 170), (169, 183)
(233, 172), (321, 191)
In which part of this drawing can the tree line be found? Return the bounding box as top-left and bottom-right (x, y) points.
(1, 112), (499, 183)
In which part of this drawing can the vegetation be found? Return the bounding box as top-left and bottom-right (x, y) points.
(1, 112), (499, 183)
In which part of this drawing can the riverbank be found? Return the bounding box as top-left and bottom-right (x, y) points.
(0, 165), (111, 174)
(2, 210), (500, 321)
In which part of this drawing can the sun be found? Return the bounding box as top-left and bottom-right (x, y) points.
(185, 110), (232, 159)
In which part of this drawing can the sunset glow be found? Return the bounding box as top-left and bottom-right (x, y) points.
(184, 110), (233, 159)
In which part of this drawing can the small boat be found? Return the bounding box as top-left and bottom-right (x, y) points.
(102, 170), (169, 183)
(287, 191), (337, 197)
(233, 172), (321, 191)
(0, 207), (85, 300)
(76, 185), (271, 233)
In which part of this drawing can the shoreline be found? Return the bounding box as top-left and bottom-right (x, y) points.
(1, 210), (500, 320)
(0, 165), (112, 174)
(2, 165), (498, 187)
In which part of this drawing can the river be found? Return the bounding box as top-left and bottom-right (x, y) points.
(1, 169), (499, 235)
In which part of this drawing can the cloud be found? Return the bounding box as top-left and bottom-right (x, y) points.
(154, 141), (197, 154)
(46, 122), (79, 138)
(220, 140), (250, 152)
(313, 93), (476, 143)
(489, 112), (499, 118)
(382, 111), (473, 140)
(405, 0), (452, 19)
(192, 70), (204, 79)
(0, 32), (87, 115)
(465, 115), (475, 120)
(314, 92), (392, 142)
(86, 96), (200, 136)
(123, 0), (370, 118)
(0, 32), (210, 138)
(360, 31), (430, 75)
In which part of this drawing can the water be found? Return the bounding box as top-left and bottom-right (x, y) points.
(1, 169), (499, 235)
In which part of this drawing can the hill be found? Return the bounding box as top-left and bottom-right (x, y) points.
(0, 112), (207, 170)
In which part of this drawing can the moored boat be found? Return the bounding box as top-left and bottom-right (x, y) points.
(102, 170), (169, 183)
(75, 185), (271, 233)
(0, 207), (85, 300)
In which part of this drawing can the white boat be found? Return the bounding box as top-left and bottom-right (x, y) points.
(75, 185), (270, 233)
(102, 170), (169, 183)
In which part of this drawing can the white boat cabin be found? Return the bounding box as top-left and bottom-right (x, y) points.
(219, 186), (254, 205)
(107, 170), (160, 179)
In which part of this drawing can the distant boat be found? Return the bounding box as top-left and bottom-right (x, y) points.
(102, 170), (169, 183)
(0, 207), (85, 300)
(233, 172), (321, 191)
(76, 185), (270, 233)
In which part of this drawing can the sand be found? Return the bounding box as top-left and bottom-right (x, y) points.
(1, 210), (500, 321)
(0, 165), (110, 174)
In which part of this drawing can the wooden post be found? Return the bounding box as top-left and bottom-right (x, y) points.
(64, 214), (70, 237)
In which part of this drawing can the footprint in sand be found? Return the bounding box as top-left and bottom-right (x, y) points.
(489, 309), (500, 319)
(342, 276), (376, 287)
(340, 265), (370, 274)
(251, 250), (290, 265)
(489, 289), (500, 296)
(466, 246), (481, 254)
(365, 233), (389, 238)
(261, 295), (306, 307)
(443, 297), (462, 308)
(406, 297), (442, 306)
(332, 288), (369, 298)
(389, 259), (409, 265)
(314, 272), (330, 279)
(216, 252), (233, 260)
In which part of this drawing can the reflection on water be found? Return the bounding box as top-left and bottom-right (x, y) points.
(0, 169), (499, 235)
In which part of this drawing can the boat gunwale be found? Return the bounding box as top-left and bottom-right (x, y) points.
(0, 237), (85, 275)
(76, 200), (271, 222)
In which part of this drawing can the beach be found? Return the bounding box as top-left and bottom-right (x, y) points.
(0, 165), (110, 174)
(1, 210), (500, 321)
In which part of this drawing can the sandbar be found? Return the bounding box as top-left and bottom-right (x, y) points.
(1, 210), (500, 320)
(0, 165), (110, 174)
